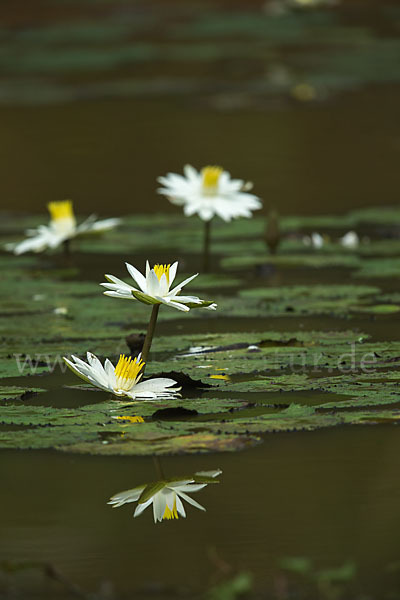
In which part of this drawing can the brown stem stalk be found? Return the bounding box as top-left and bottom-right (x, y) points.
(203, 219), (211, 272)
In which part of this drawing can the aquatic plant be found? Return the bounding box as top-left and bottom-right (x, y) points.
(339, 231), (359, 248)
(63, 352), (181, 400)
(108, 469), (222, 522)
(101, 261), (216, 366)
(6, 200), (120, 255)
(302, 232), (325, 248)
(157, 165), (261, 269)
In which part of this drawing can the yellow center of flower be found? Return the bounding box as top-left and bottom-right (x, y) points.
(47, 200), (74, 222)
(201, 166), (223, 194)
(153, 264), (171, 284)
(114, 354), (144, 390)
(163, 498), (178, 520)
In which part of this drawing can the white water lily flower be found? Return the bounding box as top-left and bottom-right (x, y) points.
(101, 261), (217, 313)
(339, 231), (359, 249)
(63, 352), (181, 400)
(108, 469), (222, 522)
(157, 165), (262, 222)
(303, 232), (324, 249)
(6, 200), (120, 255)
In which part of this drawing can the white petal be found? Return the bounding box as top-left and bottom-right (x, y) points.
(168, 261), (178, 286)
(198, 207), (215, 221)
(82, 218), (120, 233)
(108, 485), (145, 507)
(153, 491), (167, 522)
(158, 273), (169, 297)
(135, 378), (179, 392)
(103, 290), (134, 299)
(103, 274), (134, 289)
(176, 490), (206, 512)
(146, 269), (160, 297)
(125, 263), (147, 292)
(195, 469), (222, 478)
(183, 164), (200, 182)
(104, 359), (116, 387)
(160, 298), (190, 312)
(168, 273), (198, 296)
(134, 498), (153, 518)
(175, 494), (186, 518)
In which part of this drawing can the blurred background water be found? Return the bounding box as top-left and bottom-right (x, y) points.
(1, 0), (400, 215)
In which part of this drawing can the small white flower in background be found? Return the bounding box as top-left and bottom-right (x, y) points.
(101, 261), (217, 313)
(303, 232), (324, 249)
(108, 469), (222, 522)
(264, 0), (339, 16)
(289, 0), (339, 7)
(339, 231), (359, 249)
(6, 200), (120, 255)
(53, 307), (68, 316)
(157, 165), (262, 222)
(63, 352), (181, 400)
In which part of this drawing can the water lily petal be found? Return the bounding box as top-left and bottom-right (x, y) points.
(125, 262), (147, 292)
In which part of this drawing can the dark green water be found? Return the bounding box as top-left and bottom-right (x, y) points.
(2, 426), (400, 598)
(2, 87), (400, 218)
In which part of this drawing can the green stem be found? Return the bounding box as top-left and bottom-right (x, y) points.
(203, 219), (211, 272)
(153, 456), (165, 480)
(140, 304), (160, 374)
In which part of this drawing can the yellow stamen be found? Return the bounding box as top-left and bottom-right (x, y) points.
(163, 498), (178, 520)
(201, 166), (223, 192)
(153, 264), (171, 284)
(47, 200), (74, 222)
(114, 415), (145, 423)
(114, 354), (144, 382)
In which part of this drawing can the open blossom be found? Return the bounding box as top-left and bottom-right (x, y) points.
(101, 261), (217, 312)
(108, 469), (222, 522)
(157, 165), (262, 222)
(6, 200), (120, 255)
(63, 352), (180, 400)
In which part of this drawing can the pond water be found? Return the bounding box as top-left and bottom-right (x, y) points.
(2, 426), (400, 599)
(2, 1), (400, 598)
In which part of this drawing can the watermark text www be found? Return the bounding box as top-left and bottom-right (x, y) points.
(14, 354), (69, 376)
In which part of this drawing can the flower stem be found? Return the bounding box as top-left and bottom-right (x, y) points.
(63, 239), (71, 257)
(203, 219), (211, 272)
(140, 304), (160, 373)
(153, 456), (165, 479)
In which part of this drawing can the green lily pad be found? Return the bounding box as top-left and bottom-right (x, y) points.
(0, 386), (46, 401)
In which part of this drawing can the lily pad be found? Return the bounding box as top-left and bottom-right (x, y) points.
(0, 386), (45, 402)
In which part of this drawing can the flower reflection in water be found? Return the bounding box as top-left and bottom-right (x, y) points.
(108, 467), (222, 523)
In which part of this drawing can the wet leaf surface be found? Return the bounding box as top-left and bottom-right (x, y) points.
(1, 207), (400, 454)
